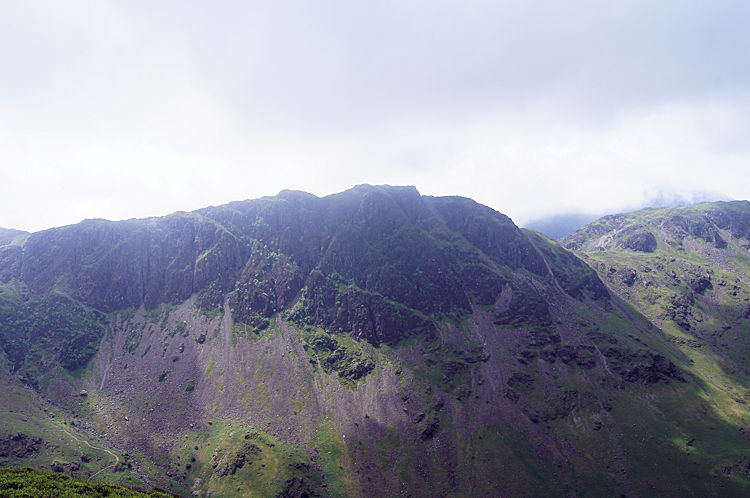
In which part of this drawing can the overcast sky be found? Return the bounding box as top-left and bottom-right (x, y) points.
(1, 1), (749, 232)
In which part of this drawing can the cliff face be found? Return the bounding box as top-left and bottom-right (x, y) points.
(0, 187), (748, 496)
(15, 185), (547, 314)
(5, 184), (554, 368)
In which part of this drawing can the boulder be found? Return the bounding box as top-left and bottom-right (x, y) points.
(622, 231), (657, 252)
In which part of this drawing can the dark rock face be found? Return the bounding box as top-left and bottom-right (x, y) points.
(0, 185), (580, 389)
(688, 274), (712, 294)
(291, 271), (435, 346)
(280, 467), (318, 498)
(216, 440), (262, 477)
(705, 201), (750, 240)
(616, 268), (638, 287)
(557, 345), (597, 368)
(8, 187), (546, 316)
(664, 294), (694, 330)
(419, 417), (440, 440)
(50, 460), (80, 475)
(2, 185), (554, 357)
(622, 231), (657, 252)
(602, 348), (683, 384)
(19, 216), (244, 312)
(0, 433), (44, 458)
(622, 354), (684, 384)
(428, 196), (548, 276)
(663, 214), (728, 249)
(493, 286), (552, 328)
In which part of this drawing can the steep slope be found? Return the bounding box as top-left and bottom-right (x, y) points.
(563, 201), (750, 426)
(1, 186), (749, 496)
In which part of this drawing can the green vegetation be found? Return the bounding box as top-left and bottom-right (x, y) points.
(0, 287), (107, 386)
(171, 420), (326, 497)
(459, 424), (565, 497)
(193, 302), (222, 321)
(605, 383), (750, 496)
(205, 355), (215, 378)
(0, 467), (170, 497)
(299, 326), (374, 386)
(314, 418), (354, 497)
(123, 328), (142, 354)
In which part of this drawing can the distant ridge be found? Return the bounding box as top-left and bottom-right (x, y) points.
(523, 212), (600, 239)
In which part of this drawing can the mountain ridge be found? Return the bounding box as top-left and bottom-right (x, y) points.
(1, 186), (748, 496)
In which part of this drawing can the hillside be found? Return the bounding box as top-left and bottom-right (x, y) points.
(1, 186), (749, 496)
(563, 202), (750, 425)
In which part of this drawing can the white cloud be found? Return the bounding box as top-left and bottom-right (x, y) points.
(0, 2), (749, 231)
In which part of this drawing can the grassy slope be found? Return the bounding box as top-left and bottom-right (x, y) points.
(0, 353), (150, 489)
(170, 420), (325, 497)
(564, 203), (750, 426)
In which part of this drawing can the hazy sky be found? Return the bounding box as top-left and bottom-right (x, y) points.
(2, 1), (749, 232)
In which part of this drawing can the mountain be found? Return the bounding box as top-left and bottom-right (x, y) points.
(1, 186), (748, 496)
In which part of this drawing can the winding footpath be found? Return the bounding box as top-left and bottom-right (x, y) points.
(57, 426), (119, 479)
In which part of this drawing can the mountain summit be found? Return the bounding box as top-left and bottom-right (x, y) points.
(1, 186), (748, 496)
